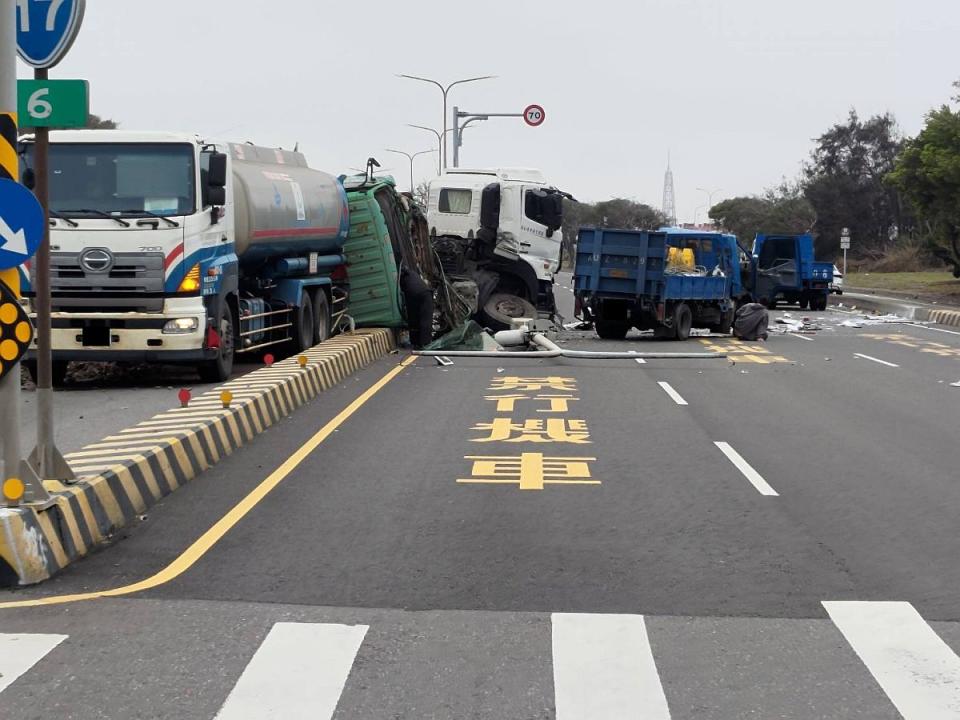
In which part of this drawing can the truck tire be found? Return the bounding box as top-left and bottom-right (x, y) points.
(481, 293), (538, 331)
(292, 291), (315, 352)
(799, 295), (810, 310)
(313, 289), (331, 344)
(199, 303), (235, 383)
(595, 319), (630, 339)
(24, 359), (69, 387)
(710, 307), (735, 335)
(764, 298), (778, 310)
(675, 303), (693, 340)
(811, 294), (828, 311)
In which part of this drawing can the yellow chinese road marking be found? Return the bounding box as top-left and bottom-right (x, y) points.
(458, 454), (599, 491)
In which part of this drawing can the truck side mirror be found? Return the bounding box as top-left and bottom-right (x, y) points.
(208, 152), (228, 189)
(525, 190), (563, 236)
(480, 183), (501, 231)
(206, 151), (228, 210)
(21, 167), (36, 190)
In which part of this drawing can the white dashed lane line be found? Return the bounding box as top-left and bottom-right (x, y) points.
(854, 353), (900, 368)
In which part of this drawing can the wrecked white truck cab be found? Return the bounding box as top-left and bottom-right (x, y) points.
(426, 168), (567, 329)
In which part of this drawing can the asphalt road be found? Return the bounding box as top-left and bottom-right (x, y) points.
(3, 277), (960, 719)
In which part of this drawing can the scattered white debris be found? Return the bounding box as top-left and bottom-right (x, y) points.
(951, 381), (960, 388)
(835, 313), (919, 327)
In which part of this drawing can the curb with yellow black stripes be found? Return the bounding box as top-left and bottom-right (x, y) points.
(0, 329), (396, 586)
(919, 307), (960, 328)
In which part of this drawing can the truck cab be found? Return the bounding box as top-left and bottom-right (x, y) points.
(426, 168), (565, 328)
(751, 233), (833, 310)
(19, 131), (230, 381)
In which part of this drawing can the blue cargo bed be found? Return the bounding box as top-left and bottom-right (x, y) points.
(574, 228), (729, 301)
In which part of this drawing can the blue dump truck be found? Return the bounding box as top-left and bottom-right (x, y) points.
(574, 229), (833, 339)
(751, 233), (833, 311)
(574, 228), (739, 339)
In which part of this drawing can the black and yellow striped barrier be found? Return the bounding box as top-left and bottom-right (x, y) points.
(0, 329), (396, 586)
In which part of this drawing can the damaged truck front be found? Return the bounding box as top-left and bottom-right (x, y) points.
(426, 168), (568, 330)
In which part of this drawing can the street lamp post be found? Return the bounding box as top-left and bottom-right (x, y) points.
(397, 74), (495, 169)
(407, 124), (450, 175)
(385, 148), (436, 193)
(696, 187), (723, 223)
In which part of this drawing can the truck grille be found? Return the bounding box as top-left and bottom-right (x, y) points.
(45, 252), (167, 313)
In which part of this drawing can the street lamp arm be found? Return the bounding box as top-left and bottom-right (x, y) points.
(385, 148), (413, 161)
(396, 74), (444, 93)
(446, 75), (497, 94)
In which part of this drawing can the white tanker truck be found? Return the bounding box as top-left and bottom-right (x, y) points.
(19, 130), (350, 383)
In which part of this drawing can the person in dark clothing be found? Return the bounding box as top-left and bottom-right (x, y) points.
(399, 265), (434, 349)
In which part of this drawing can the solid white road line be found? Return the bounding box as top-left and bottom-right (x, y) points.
(714, 442), (779, 496)
(215, 622), (367, 719)
(910, 323), (960, 337)
(552, 613), (671, 720)
(657, 381), (688, 406)
(635, 358), (647, 365)
(787, 333), (815, 341)
(823, 601), (960, 719)
(0, 633), (68, 694)
(854, 353), (900, 368)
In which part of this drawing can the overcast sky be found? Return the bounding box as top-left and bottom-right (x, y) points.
(18, 0), (960, 221)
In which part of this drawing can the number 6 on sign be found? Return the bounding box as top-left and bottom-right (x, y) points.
(27, 89), (53, 121)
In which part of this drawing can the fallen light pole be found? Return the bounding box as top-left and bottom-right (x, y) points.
(415, 329), (726, 361)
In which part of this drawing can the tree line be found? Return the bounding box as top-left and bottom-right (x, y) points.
(710, 81), (960, 276)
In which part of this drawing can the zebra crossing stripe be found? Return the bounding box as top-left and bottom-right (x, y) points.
(0, 634), (68, 694)
(552, 613), (671, 719)
(824, 601), (960, 719)
(215, 623), (367, 719)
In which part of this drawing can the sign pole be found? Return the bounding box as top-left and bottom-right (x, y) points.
(0, 0), (46, 505)
(28, 65), (72, 481)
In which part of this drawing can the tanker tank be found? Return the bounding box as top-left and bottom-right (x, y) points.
(229, 143), (349, 269)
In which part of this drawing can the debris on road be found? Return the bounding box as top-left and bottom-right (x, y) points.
(836, 313), (921, 327)
(951, 381), (960, 387)
(770, 313), (822, 334)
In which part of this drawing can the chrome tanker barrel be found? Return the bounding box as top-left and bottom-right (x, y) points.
(229, 143), (349, 269)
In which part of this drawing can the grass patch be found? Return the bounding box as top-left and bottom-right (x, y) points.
(846, 271), (960, 297)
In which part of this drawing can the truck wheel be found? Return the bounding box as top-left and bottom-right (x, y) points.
(711, 307), (735, 335)
(23, 360), (69, 387)
(675, 303), (693, 340)
(481, 293), (538, 331)
(199, 303), (235, 383)
(764, 298), (778, 310)
(291, 291), (315, 352)
(799, 295), (810, 310)
(313, 290), (331, 344)
(812, 294), (828, 311)
(595, 320), (630, 340)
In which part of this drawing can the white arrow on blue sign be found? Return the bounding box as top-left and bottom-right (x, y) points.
(16, 0), (87, 69)
(0, 180), (44, 270)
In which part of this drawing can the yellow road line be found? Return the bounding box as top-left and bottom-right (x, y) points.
(0, 355), (417, 610)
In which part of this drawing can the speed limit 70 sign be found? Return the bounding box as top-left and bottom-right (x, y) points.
(523, 104), (545, 127)
(17, 79), (89, 129)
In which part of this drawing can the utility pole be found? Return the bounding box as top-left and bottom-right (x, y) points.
(0, 0), (46, 506)
(396, 74), (495, 169)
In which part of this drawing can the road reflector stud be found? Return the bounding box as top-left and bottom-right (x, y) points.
(0, 283), (35, 380)
(220, 390), (233, 409)
(178, 388), (191, 408)
(3, 477), (25, 503)
(297, 355), (308, 369)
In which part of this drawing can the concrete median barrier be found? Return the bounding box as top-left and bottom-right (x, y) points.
(0, 329), (396, 587)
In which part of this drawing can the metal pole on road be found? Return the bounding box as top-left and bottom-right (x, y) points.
(0, 0), (47, 505)
(28, 65), (74, 483)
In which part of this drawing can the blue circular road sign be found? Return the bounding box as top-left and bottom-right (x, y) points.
(16, 0), (87, 69)
(0, 180), (44, 271)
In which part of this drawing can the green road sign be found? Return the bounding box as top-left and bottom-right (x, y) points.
(17, 79), (89, 129)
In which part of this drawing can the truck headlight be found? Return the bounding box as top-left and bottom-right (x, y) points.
(163, 318), (200, 334)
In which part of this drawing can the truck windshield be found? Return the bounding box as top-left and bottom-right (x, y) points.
(23, 142), (197, 217)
